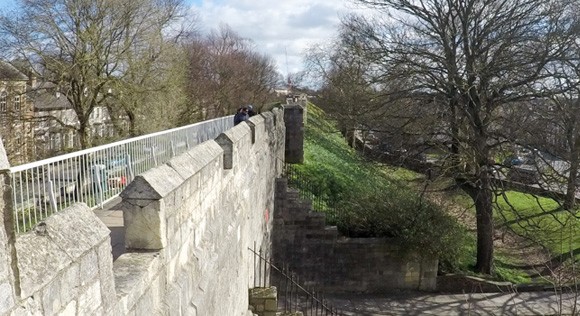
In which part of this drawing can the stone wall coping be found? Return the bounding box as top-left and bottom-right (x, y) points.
(336, 237), (396, 244)
(183, 141), (223, 169)
(15, 203), (110, 297)
(248, 113), (265, 126)
(218, 121), (251, 144)
(113, 252), (163, 314)
(168, 141), (222, 180)
(121, 164), (185, 200)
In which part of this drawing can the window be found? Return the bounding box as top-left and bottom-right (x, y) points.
(0, 92), (6, 113)
(13, 95), (21, 113)
(67, 131), (75, 148)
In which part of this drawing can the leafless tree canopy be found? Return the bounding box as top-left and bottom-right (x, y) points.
(0, 0), (187, 148)
(181, 25), (280, 122)
(312, 0), (580, 274)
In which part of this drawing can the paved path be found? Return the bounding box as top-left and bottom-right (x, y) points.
(326, 291), (580, 315)
(94, 196), (126, 261)
(92, 200), (580, 315)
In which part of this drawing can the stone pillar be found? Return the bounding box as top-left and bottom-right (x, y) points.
(248, 287), (278, 316)
(283, 105), (304, 164)
(119, 165), (184, 250)
(0, 137), (19, 313)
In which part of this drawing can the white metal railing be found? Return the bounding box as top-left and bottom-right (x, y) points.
(9, 116), (233, 233)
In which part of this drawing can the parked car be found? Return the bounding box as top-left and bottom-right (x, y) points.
(508, 165), (539, 184)
(503, 156), (524, 167)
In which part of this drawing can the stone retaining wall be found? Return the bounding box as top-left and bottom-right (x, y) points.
(0, 106), (289, 315)
(272, 178), (438, 294)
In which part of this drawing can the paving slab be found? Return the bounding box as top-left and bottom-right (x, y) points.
(324, 291), (580, 315)
(94, 196), (125, 260)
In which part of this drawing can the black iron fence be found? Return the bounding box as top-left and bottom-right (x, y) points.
(250, 245), (342, 316)
(283, 164), (341, 225)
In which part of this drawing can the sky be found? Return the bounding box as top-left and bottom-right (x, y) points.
(1, 0), (373, 82)
(185, 0), (371, 80)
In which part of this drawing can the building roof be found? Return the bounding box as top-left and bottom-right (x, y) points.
(30, 88), (72, 111)
(0, 61), (28, 81)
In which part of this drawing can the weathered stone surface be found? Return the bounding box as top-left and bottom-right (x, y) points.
(114, 252), (162, 314)
(16, 230), (71, 298)
(43, 203), (110, 259)
(216, 124), (251, 169)
(273, 178), (438, 293)
(121, 165), (184, 200)
(0, 138), (10, 169)
(184, 141), (223, 172)
(0, 281), (15, 314)
(15, 203), (111, 301)
(0, 105), (290, 315)
(77, 281), (102, 315)
(123, 200), (166, 250)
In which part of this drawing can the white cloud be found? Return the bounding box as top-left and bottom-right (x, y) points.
(188, 0), (369, 79)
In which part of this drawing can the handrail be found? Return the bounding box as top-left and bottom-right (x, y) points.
(10, 115), (233, 233)
(249, 245), (342, 315)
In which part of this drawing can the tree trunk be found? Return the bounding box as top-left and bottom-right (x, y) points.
(564, 137), (580, 210)
(474, 174), (494, 274)
(564, 158), (578, 210)
(78, 121), (89, 149)
(127, 110), (137, 137)
(458, 167), (494, 274)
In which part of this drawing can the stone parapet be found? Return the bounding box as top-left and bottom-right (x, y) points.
(9, 203), (116, 315)
(0, 104), (292, 315)
(283, 105), (304, 164)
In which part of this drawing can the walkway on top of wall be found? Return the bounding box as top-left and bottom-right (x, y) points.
(94, 196), (126, 261)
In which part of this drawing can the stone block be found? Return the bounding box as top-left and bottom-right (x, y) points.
(77, 281), (102, 315)
(216, 125), (251, 169)
(166, 151), (200, 180)
(44, 203), (110, 258)
(96, 240), (116, 311)
(264, 298), (277, 311)
(59, 263), (80, 309)
(80, 249), (99, 286)
(121, 165), (184, 200)
(60, 300), (76, 315)
(16, 231), (71, 298)
(10, 296), (42, 316)
(41, 279), (62, 315)
(0, 280), (15, 314)
(113, 252), (162, 313)
(185, 141), (223, 170)
(124, 200), (166, 250)
(135, 286), (154, 316)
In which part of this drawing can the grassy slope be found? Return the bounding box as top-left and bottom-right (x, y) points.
(293, 102), (469, 264)
(297, 102), (579, 284)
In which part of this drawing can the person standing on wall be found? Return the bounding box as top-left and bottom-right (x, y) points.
(247, 105), (257, 117)
(234, 106), (249, 125)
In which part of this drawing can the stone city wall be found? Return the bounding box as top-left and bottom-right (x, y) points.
(0, 106), (289, 315)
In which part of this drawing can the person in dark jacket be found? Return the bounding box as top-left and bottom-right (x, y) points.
(247, 104), (257, 117)
(234, 106), (249, 125)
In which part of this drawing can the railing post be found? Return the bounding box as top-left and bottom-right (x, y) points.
(170, 140), (176, 157)
(150, 146), (158, 166)
(91, 165), (104, 208)
(47, 180), (58, 213)
(125, 153), (134, 182)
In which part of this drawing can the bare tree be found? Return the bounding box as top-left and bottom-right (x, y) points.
(0, 0), (187, 148)
(181, 25), (279, 123)
(339, 0), (579, 274)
